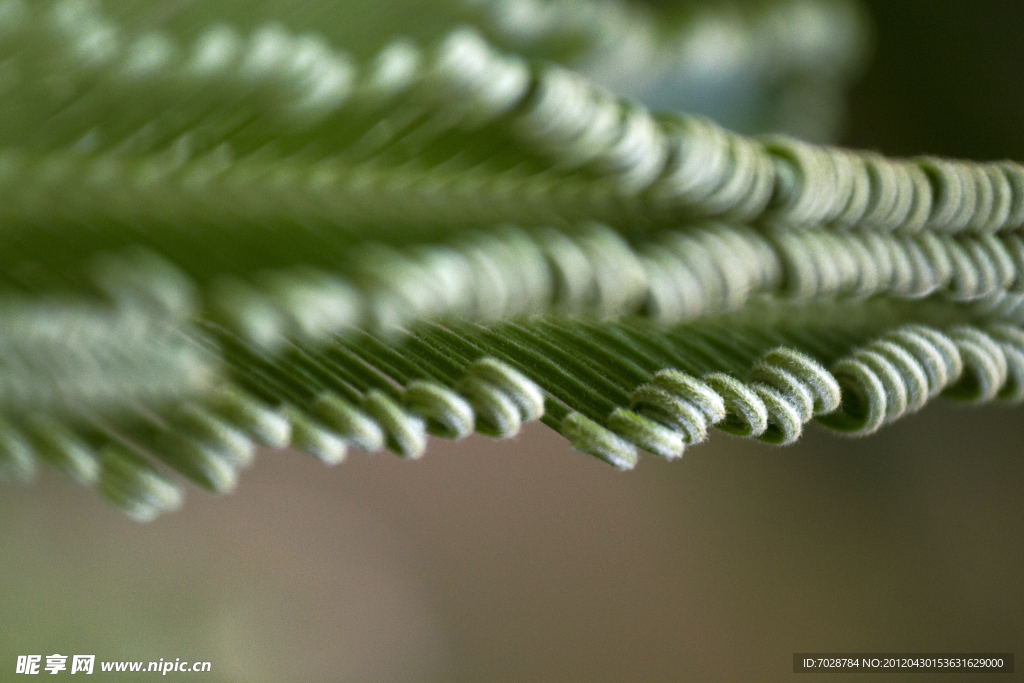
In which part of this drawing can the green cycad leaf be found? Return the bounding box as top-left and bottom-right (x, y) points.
(1, 0), (1021, 521)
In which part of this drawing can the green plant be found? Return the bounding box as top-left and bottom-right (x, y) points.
(3, 0), (1022, 521)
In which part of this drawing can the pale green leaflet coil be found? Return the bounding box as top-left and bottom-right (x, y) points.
(0, 0), (1021, 521)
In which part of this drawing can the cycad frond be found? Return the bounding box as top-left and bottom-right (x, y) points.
(1, 0), (1020, 520)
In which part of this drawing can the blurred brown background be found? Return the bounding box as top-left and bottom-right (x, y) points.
(2, 1), (1024, 681)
